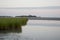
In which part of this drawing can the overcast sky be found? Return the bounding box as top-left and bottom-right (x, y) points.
(0, 0), (60, 17)
(0, 0), (60, 7)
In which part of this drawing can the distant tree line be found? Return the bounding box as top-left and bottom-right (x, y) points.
(0, 16), (12, 18)
(0, 15), (37, 18)
(16, 15), (37, 17)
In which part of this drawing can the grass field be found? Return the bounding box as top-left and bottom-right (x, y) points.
(0, 17), (28, 33)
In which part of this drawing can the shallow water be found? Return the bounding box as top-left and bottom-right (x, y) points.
(0, 20), (60, 40)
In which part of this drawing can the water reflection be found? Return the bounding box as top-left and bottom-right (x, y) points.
(0, 33), (21, 40)
(0, 27), (22, 40)
(0, 20), (60, 40)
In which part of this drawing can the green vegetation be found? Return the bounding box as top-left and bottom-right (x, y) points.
(0, 18), (28, 33)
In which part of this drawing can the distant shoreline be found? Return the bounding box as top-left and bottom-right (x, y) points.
(15, 17), (60, 20)
(26, 17), (60, 20)
(0, 16), (60, 20)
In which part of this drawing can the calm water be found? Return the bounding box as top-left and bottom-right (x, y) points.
(0, 20), (60, 40)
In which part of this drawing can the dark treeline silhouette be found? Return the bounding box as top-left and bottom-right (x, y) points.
(0, 16), (12, 18)
(16, 15), (37, 17)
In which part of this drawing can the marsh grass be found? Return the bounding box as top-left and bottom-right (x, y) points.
(0, 18), (28, 33)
